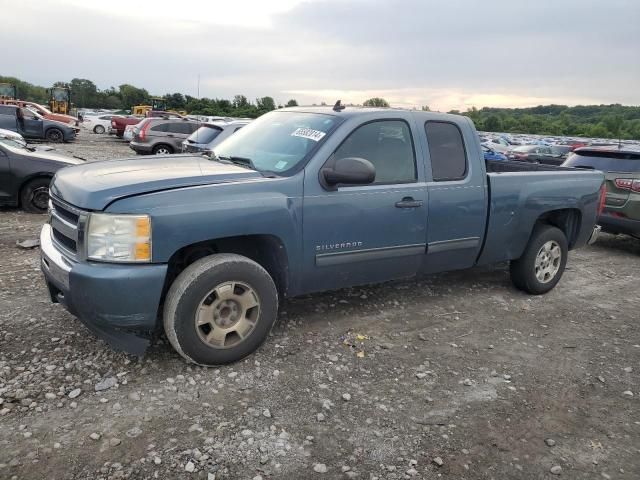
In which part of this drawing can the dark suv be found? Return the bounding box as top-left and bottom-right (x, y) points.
(563, 147), (640, 237)
(130, 118), (200, 155)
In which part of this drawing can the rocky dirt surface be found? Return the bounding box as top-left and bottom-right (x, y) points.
(0, 133), (639, 479)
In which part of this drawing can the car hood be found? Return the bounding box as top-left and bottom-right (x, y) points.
(16, 148), (85, 165)
(50, 154), (263, 210)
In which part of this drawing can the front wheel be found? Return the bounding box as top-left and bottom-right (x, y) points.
(45, 128), (64, 143)
(510, 225), (568, 294)
(163, 254), (278, 366)
(94, 125), (105, 134)
(20, 177), (51, 213)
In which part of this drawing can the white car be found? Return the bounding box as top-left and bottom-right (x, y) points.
(0, 128), (27, 147)
(123, 124), (136, 142)
(481, 137), (512, 154)
(82, 114), (118, 134)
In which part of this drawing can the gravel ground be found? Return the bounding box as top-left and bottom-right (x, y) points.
(0, 131), (639, 479)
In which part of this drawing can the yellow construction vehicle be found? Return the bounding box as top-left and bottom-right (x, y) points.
(48, 86), (72, 115)
(132, 97), (167, 116)
(0, 83), (17, 100)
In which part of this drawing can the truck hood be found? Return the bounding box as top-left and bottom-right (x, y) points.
(50, 155), (263, 210)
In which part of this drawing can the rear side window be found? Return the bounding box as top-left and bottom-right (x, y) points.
(425, 121), (468, 181)
(150, 123), (169, 132)
(563, 151), (640, 172)
(168, 122), (198, 135)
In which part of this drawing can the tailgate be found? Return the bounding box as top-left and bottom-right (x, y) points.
(603, 171), (639, 208)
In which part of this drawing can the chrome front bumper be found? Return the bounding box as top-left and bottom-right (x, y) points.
(40, 224), (74, 290)
(588, 225), (601, 245)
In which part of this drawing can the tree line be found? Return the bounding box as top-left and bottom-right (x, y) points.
(2, 75), (639, 139)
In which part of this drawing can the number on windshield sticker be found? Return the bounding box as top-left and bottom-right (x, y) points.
(291, 127), (326, 142)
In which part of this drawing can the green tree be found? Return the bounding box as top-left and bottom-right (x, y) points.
(483, 115), (503, 132)
(256, 96), (276, 112)
(286, 99), (298, 107)
(363, 97), (390, 107)
(118, 84), (149, 109)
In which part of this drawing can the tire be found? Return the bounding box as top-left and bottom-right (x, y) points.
(510, 225), (568, 295)
(45, 128), (64, 143)
(20, 177), (51, 214)
(153, 144), (173, 155)
(164, 253), (278, 366)
(93, 125), (105, 134)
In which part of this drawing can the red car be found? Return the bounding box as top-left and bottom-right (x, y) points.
(110, 116), (143, 138)
(0, 99), (78, 126)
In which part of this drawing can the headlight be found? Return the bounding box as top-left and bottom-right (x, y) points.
(86, 213), (151, 262)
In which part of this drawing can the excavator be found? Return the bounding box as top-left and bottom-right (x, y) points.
(0, 83), (17, 100)
(48, 86), (72, 115)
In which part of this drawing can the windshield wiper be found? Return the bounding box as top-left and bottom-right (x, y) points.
(215, 155), (258, 171)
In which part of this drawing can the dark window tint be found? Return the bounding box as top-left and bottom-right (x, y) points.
(333, 120), (416, 184)
(425, 121), (467, 181)
(168, 122), (198, 135)
(150, 123), (169, 132)
(188, 125), (222, 144)
(0, 105), (15, 114)
(563, 151), (640, 172)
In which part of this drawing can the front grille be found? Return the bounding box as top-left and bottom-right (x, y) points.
(50, 196), (87, 258)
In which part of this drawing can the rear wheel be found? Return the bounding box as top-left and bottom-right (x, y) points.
(20, 177), (51, 214)
(163, 254), (278, 366)
(93, 125), (105, 134)
(153, 144), (173, 155)
(510, 225), (568, 294)
(45, 128), (64, 143)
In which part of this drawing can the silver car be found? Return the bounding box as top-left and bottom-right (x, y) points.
(182, 120), (251, 154)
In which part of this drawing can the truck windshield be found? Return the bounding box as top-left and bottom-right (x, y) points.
(188, 124), (223, 144)
(212, 111), (340, 174)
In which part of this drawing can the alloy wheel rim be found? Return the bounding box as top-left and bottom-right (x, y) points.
(195, 281), (260, 349)
(535, 240), (561, 283)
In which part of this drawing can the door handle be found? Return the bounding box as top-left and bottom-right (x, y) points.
(395, 197), (423, 208)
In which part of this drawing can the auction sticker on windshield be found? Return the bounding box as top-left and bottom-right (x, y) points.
(291, 127), (326, 142)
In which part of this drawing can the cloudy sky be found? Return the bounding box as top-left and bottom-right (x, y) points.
(2, 0), (639, 111)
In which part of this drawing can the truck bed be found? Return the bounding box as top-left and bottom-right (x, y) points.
(478, 161), (604, 266)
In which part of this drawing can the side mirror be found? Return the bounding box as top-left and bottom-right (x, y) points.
(322, 157), (375, 187)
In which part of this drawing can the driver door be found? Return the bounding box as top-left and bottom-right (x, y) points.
(20, 109), (44, 137)
(301, 119), (427, 293)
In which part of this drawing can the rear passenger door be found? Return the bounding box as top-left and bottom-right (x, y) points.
(302, 118), (428, 293)
(422, 120), (487, 273)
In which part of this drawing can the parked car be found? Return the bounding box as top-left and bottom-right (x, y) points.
(481, 144), (508, 161)
(482, 136), (511, 153)
(182, 120), (251, 154)
(123, 124), (136, 141)
(0, 99), (79, 126)
(0, 128), (28, 148)
(563, 147), (640, 237)
(130, 118), (201, 155)
(0, 135), (83, 212)
(508, 145), (565, 165)
(0, 105), (77, 142)
(550, 145), (573, 157)
(40, 106), (604, 364)
(83, 114), (118, 134)
(110, 116), (143, 138)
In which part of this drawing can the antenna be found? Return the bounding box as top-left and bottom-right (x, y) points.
(197, 73), (200, 99)
(333, 100), (346, 112)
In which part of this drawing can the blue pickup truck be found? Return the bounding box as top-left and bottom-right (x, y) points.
(40, 106), (605, 365)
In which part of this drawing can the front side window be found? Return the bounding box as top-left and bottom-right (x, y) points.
(213, 111), (341, 174)
(425, 121), (468, 181)
(332, 120), (416, 184)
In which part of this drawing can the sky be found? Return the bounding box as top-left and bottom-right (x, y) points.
(1, 0), (639, 111)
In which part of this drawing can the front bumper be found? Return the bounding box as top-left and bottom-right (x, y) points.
(40, 224), (168, 355)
